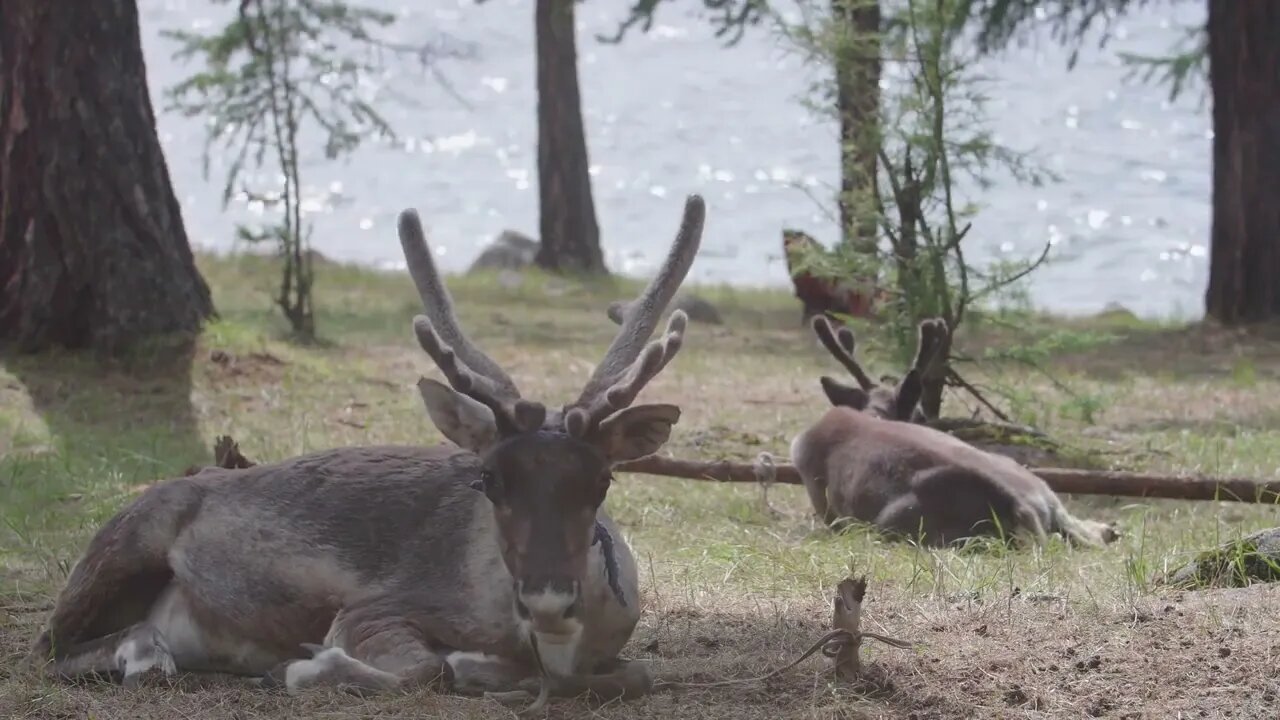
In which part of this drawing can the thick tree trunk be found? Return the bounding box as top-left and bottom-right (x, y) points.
(1204, 0), (1280, 325)
(0, 0), (214, 355)
(534, 0), (606, 274)
(833, 0), (880, 252)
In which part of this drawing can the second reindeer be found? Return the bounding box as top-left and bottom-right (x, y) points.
(790, 316), (1118, 547)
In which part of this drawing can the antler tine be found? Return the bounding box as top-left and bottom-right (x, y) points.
(398, 210), (521, 399)
(602, 310), (686, 407)
(413, 318), (545, 433)
(910, 318), (948, 377)
(835, 325), (856, 354)
(566, 311), (687, 436)
(575, 195), (705, 408)
(811, 315), (875, 390)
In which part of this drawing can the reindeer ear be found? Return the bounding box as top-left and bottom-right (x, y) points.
(592, 404), (681, 463)
(820, 376), (869, 411)
(417, 378), (499, 453)
(891, 369), (924, 420)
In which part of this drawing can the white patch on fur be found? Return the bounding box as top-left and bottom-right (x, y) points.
(114, 635), (176, 681)
(284, 647), (350, 693)
(444, 650), (505, 686)
(1057, 509), (1116, 546)
(145, 583), (278, 675)
(444, 650), (501, 666)
(146, 586), (207, 667)
(517, 586), (585, 675)
(531, 629), (583, 678)
(520, 587), (576, 619)
(282, 646), (402, 694)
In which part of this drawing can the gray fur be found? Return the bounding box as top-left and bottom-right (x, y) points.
(793, 317), (1118, 547)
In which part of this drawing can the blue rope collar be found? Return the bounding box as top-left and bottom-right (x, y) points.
(592, 521), (627, 608)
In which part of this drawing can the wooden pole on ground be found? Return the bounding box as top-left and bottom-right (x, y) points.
(614, 455), (1280, 504)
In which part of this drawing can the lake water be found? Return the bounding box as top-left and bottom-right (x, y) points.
(138, 0), (1212, 318)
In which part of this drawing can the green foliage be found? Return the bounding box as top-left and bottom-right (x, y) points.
(164, 0), (401, 341)
(785, 0), (1056, 393)
(1230, 357), (1258, 388)
(953, 0), (1205, 101)
(601, 0), (770, 45)
(609, 0), (1064, 420)
(950, 0), (1173, 62)
(1117, 22), (1207, 103)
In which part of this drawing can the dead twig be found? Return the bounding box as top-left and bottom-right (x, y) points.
(945, 368), (1013, 423)
(653, 572), (911, 690)
(754, 452), (784, 519)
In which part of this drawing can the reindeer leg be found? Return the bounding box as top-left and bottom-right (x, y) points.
(260, 616), (449, 696)
(482, 658), (654, 708)
(896, 466), (1050, 547)
(554, 658), (654, 701)
(1052, 504), (1120, 547)
(39, 622), (177, 688)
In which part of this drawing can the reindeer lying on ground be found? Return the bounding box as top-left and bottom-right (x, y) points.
(29, 195), (708, 705)
(790, 316), (1118, 547)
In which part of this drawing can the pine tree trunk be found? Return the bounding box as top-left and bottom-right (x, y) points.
(534, 0), (606, 274)
(0, 0), (214, 355)
(833, 0), (880, 252)
(1204, 0), (1280, 325)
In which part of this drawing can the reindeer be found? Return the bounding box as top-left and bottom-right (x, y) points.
(790, 315), (1117, 547)
(28, 195), (707, 705)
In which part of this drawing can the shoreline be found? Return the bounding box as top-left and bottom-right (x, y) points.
(191, 247), (1204, 325)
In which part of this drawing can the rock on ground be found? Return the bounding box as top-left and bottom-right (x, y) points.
(469, 230), (539, 273)
(1164, 526), (1280, 588)
(671, 293), (723, 325)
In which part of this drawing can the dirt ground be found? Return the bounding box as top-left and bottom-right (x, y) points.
(4, 582), (1276, 719)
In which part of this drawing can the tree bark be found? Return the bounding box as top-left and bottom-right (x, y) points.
(1204, 0), (1280, 325)
(833, 0), (880, 252)
(0, 0), (214, 355)
(534, 0), (606, 274)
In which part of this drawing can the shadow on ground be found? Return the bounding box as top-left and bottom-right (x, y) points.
(0, 341), (209, 587)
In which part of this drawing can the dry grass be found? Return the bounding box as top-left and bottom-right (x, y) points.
(2, 254), (1280, 718)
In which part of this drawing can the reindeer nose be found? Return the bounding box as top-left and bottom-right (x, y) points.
(515, 579), (581, 626)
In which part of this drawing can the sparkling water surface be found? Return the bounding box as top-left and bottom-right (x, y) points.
(139, 0), (1212, 318)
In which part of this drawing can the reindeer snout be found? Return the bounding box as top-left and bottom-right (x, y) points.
(515, 579), (582, 630)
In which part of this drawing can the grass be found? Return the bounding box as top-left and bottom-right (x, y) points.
(2, 253), (1280, 718)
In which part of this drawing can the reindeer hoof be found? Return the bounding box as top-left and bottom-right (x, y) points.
(115, 625), (176, 688)
(259, 663), (288, 691)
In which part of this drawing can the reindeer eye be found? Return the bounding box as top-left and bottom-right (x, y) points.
(471, 469), (498, 495)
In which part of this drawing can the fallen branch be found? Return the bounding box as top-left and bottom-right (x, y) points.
(615, 455), (1280, 504)
(925, 415), (1050, 442)
(945, 368), (1013, 424)
(185, 435), (1280, 504)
